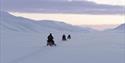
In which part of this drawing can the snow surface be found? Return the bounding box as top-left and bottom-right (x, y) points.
(1, 31), (125, 63)
(0, 11), (125, 63)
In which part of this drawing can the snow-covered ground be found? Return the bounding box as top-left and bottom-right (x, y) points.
(0, 11), (125, 63)
(1, 31), (125, 63)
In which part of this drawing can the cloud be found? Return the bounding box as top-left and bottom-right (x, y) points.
(1, 0), (125, 14)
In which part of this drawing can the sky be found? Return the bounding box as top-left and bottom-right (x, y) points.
(1, 0), (125, 30)
(11, 12), (125, 25)
(1, 0), (124, 14)
(87, 0), (125, 6)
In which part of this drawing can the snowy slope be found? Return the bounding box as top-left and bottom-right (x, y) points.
(106, 23), (125, 32)
(113, 23), (125, 32)
(0, 11), (90, 32)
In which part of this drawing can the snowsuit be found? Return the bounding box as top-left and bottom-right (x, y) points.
(67, 35), (71, 39)
(62, 34), (67, 41)
(47, 33), (56, 46)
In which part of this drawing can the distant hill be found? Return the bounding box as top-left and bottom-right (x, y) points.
(113, 23), (125, 32)
(0, 11), (90, 33)
(114, 24), (125, 30)
(106, 23), (125, 32)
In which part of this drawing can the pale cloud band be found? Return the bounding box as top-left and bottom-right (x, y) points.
(1, 0), (125, 15)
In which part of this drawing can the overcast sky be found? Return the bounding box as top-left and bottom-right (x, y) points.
(1, 0), (125, 28)
(1, 0), (125, 14)
(87, 0), (125, 6)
